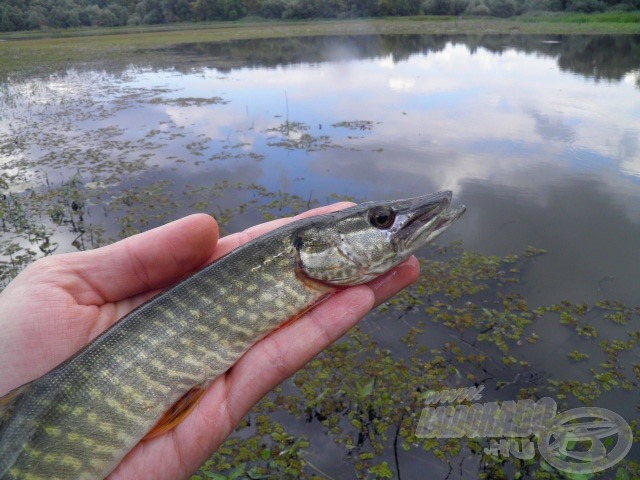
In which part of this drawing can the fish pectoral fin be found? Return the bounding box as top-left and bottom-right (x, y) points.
(270, 292), (335, 333)
(0, 382), (32, 426)
(144, 381), (210, 440)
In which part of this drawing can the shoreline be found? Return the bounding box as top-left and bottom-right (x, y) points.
(1, 16), (638, 79)
(3, 15), (640, 41)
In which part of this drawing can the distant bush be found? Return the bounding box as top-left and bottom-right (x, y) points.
(486, 0), (517, 16)
(127, 13), (142, 25)
(450, 0), (472, 13)
(27, 7), (47, 29)
(377, 0), (423, 15)
(423, 0), (469, 14)
(521, 0), (565, 11)
(567, 0), (607, 11)
(0, 4), (26, 31)
(465, 0), (492, 14)
(281, 0), (324, 18)
(260, 0), (289, 18)
(423, 0), (451, 14)
(615, 0), (640, 10)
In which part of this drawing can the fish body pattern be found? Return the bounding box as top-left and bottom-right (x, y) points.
(0, 192), (465, 479)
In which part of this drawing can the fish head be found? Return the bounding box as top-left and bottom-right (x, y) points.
(293, 191), (466, 286)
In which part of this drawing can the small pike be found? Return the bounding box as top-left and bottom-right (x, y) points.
(0, 192), (465, 479)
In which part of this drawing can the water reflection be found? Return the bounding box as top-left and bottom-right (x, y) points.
(2, 35), (639, 303)
(171, 34), (640, 86)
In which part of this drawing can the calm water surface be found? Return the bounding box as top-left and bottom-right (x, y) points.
(1, 34), (639, 478)
(4, 35), (640, 304)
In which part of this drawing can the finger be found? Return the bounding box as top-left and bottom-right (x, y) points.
(211, 202), (355, 261)
(370, 255), (420, 307)
(44, 214), (219, 305)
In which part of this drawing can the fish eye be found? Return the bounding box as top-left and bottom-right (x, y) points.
(368, 207), (396, 229)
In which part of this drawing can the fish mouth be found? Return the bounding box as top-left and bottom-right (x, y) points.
(395, 191), (466, 252)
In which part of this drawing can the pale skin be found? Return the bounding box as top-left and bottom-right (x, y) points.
(0, 203), (419, 479)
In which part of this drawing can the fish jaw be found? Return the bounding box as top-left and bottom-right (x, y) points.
(294, 191), (466, 286)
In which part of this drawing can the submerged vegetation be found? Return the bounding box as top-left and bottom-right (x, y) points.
(3, 167), (638, 477)
(193, 244), (640, 479)
(2, 118), (638, 478)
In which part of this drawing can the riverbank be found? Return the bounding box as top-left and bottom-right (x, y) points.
(1, 15), (639, 79)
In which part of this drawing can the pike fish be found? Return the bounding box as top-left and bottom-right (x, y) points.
(0, 191), (465, 480)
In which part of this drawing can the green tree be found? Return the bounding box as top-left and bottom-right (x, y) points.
(1, 0), (639, 32)
(376, 0), (422, 15)
(465, 0), (491, 14)
(486, 0), (517, 15)
(50, 0), (83, 28)
(191, 0), (219, 19)
(134, 0), (165, 23)
(282, 0), (323, 18)
(260, 0), (288, 18)
(0, 5), (22, 31)
(27, 5), (49, 29)
(566, 0), (606, 10)
(79, 4), (101, 24)
(107, 3), (130, 24)
(241, 0), (261, 14)
(159, 0), (191, 21)
(346, 0), (378, 16)
(423, 0), (469, 14)
(521, 0), (565, 12)
(191, 0), (247, 20)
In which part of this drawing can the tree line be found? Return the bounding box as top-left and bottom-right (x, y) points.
(0, 0), (638, 32)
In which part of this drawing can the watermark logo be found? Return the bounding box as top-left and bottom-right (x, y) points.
(416, 386), (633, 474)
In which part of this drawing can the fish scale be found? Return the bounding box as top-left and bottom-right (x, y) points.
(0, 192), (465, 479)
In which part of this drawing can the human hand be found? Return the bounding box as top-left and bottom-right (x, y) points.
(0, 203), (419, 479)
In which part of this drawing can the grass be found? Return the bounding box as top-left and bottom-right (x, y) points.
(1, 15), (640, 80)
(520, 10), (640, 23)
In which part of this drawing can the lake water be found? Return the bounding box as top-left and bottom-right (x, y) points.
(1, 34), (639, 478)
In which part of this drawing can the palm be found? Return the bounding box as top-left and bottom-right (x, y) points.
(0, 205), (418, 480)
